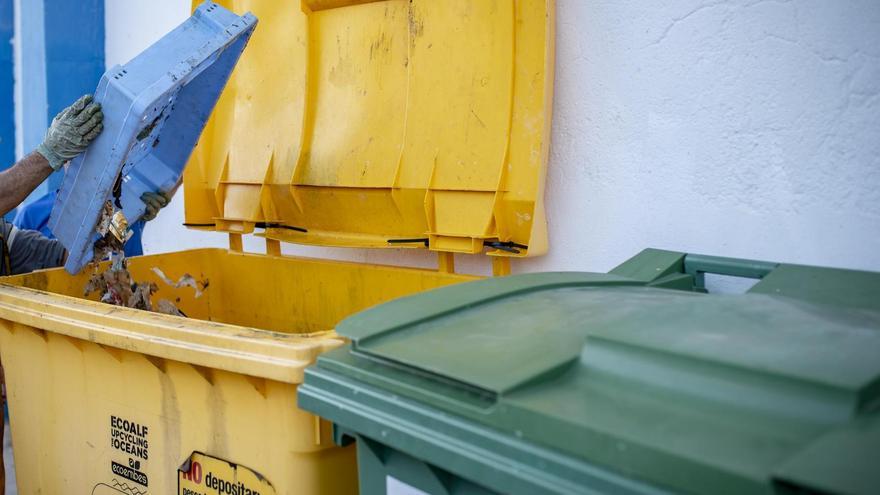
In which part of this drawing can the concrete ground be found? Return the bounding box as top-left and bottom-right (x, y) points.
(3, 419), (15, 495)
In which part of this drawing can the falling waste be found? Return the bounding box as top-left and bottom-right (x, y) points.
(83, 201), (206, 317)
(151, 267), (207, 298)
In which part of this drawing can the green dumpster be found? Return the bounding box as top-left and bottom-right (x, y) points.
(297, 249), (880, 495)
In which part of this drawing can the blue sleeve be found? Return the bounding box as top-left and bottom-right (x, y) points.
(13, 196), (55, 238)
(123, 220), (146, 257)
(11, 207), (31, 229)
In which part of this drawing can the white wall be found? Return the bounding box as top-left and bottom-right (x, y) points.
(107, 0), (880, 279)
(105, 0), (230, 253)
(105, 0), (190, 68)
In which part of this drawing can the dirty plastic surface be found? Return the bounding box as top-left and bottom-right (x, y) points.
(0, 248), (477, 494)
(49, 1), (257, 274)
(185, 0), (555, 257)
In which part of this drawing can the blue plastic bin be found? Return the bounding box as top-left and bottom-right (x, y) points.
(49, 1), (257, 274)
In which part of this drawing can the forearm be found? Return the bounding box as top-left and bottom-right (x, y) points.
(0, 152), (53, 216)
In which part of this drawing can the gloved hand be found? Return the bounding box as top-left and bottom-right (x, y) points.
(140, 192), (169, 222)
(36, 94), (104, 171)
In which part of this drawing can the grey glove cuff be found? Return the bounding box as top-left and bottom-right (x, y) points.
(35, 143), (65, 171)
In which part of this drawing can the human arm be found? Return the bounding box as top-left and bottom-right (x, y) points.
(0, 152), (54, 217)
(0, 94), (103, 217)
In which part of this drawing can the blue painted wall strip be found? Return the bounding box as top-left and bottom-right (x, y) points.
(44, 0), (105, 120)
(1, 0), (16, 219)
(17, 0), (47, 158)
(0, 0), (14, 170)
(16, 0), (104, 204)
(42, 0), (105, 192)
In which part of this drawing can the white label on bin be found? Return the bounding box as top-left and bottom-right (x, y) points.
(387, 476), (430, 495)
(178, 451), (276, 495)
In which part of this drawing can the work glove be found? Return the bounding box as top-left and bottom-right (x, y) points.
(140, 192), (169, 222)
(36, 94), (104, 171)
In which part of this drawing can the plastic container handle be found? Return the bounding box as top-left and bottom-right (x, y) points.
(683, 254), (779, 292)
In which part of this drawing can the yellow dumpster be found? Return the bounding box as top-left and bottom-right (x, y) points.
(0, 0), (555, 494)
(0, 250), (478, 494)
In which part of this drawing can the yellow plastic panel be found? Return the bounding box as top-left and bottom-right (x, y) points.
(401, 0), (514, 193)
(304, 1), (409, 188)
(0, 249), (477, 494)
(186, 0), (555, 256)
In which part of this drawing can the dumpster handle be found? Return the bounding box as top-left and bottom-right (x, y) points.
(683, 254), (779, 292)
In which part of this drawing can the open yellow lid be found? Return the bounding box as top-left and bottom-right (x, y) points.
(185, 0), (555, 257)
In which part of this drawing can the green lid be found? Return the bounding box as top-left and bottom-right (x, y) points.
(299, 249), (880, 495)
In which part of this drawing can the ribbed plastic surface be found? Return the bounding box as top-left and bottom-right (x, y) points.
(185, 0), (555, 258)
(49, 1), (257, 274)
